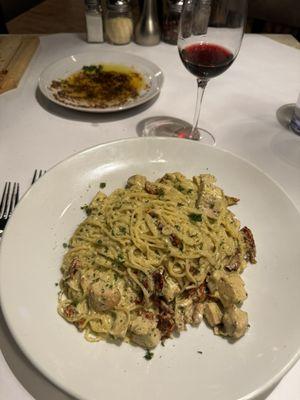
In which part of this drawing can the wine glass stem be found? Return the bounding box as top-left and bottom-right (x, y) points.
(190, 79), (208, 140)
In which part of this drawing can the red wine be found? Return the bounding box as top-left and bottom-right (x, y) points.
(179, 43), (234, 79)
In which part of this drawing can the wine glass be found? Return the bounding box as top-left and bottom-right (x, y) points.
(138, 0), (247, 145)
(177, 0), (247, 143)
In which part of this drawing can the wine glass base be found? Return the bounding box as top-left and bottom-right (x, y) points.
(136, 116), (215, 145)
(276, 103), (295, 130)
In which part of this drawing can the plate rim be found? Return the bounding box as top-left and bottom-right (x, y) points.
(38, 50), (164, 113)
(1, 137), (300, 400)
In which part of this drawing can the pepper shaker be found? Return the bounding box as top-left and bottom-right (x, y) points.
(85, 0), (104, 43)
(135, 0), (160, 46)
(162, 0), (183, 45)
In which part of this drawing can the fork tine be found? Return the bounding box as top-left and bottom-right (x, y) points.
(1, 182), (11, 218)
(32, 169), (45, 185)
(31, 169), (38, 185)
(0, 182), (9, 216)
(8, 182), (19, 216)
(15, 182), (20, 204)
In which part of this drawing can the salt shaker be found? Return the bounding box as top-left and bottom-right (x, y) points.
(290, 93), (300, 135)
(85, 0), (104, 43)
(135, 0), (160, 46)
(162, 0), (183, 45)
(105, 0), (133, 45)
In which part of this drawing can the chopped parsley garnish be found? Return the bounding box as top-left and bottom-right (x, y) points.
(55, 282), (59, 286)
(157, 188), (165, 197)
(115, 253), (125, 266)
(176, 185), (185, 193)
(62, 242), (68, 248)
(100, 182), (106, 189)
(144, 349), (154, 360)
(119, 226), (127, 235)
(188, 213), (202, 222)
(82, 65), (102, 74)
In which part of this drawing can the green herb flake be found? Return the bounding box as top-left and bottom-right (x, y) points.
(55, 282), (59, 286)
(82, 65), (102, 74)
(177, 185), (185, 193)
(62, 242), (68, 248)
(157, 188), (165, 198)
(119, 226), (127, 235)
(144, 349), (154, 360)
(115, 253), (125, 266)
(188, 213), (202, 222)
(100, 182), (106, 189)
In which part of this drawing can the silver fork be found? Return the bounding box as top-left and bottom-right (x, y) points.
(0, 182), (20, 237)
(31, 169), (46, 184)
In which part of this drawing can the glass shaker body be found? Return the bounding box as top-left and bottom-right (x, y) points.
(162, 0), (183, 45)
(105, 1), (133, 45)
(85, 0), (104, 43)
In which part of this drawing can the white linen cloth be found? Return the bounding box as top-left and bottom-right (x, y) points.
(0, 33), (299, 400)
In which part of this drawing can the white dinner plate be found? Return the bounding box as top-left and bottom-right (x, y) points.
(1, 138), (300, 400)
(38, 51), (164, 112)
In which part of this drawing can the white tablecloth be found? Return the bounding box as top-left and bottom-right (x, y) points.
(0, 33), (299, 400)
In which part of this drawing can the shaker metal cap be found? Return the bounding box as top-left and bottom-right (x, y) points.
(168, 0), (184, 13)
(107, 0), (130, 12)
(85, 0), (101, 10)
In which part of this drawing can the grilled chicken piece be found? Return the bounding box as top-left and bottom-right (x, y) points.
(145, 181), (165, 196)
(194, 174), (225, 219)
(217, 273), (247, 307)
(131, 328), (161, 349)
(88, 281), (121, 312)
(158, 172), (186, 184)
(130, 315), (157, 336)
(162, 275), (180, 302)
(220, 305), (248, 339)
(126, 175), (147, 189)
(191, 303), (204, 326)
(111, 311), (128, 339)
(207, 271), (247, 307)
(204, 302), (223, 327)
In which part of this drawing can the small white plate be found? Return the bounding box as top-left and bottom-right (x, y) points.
(1, 138), (300, 400)
(38, 51), (164, 112)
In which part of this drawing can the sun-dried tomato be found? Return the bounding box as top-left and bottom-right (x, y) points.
(153, 271), (164, 293)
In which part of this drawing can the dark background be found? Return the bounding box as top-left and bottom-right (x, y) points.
(0, 0), (299, 40)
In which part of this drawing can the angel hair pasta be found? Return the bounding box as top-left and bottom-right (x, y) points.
(58, 173), (256, 349)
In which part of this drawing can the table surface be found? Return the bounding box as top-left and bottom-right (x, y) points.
(0, 33), (300, 400)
